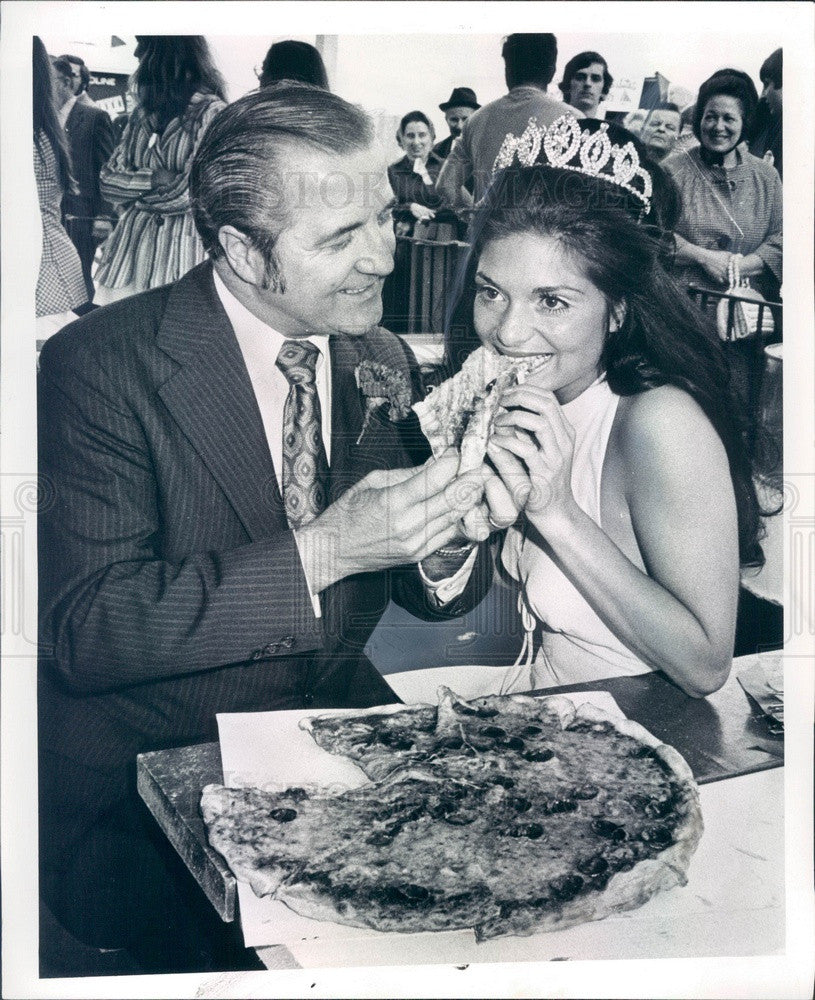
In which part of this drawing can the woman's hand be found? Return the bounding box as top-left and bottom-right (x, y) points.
(409, 202), (436, 222)
(697, 248), (732, 285)
(673, 236), (732, 287)
(152, 167), (177, 189)
(485, 385), (579, 534)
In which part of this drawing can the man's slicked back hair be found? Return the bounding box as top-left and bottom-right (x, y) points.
(190, 83), (374, 284)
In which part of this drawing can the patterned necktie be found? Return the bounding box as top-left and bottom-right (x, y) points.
(275, 339), (329, 529)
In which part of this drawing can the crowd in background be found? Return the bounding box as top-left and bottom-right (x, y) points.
(33, 32), (783, 344)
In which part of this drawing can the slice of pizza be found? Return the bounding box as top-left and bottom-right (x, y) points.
(201, 773), (505, 935)
(300, 703), (439, 782)
(413, 346), (544, 473)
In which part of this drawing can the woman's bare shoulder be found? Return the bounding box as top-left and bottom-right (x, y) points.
(615, 385), (726, 473)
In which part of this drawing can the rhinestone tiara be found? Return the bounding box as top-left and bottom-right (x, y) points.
(492, 114), (653, 215)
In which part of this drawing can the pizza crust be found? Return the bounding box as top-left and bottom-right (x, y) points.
(277, 881), (498, 936)
(201, 785), (289, 899)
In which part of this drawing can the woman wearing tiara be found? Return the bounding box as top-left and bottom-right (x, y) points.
(443, 115), (763, 698)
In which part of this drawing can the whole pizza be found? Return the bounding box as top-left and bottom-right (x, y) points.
(201, 688), (703, 941)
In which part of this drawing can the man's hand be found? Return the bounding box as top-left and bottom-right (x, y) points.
(295, 451), (485, 593)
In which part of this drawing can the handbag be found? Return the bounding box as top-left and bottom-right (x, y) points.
(716, 254), (774, 341)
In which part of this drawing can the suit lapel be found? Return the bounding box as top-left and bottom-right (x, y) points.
(327, 331), (407, 501)
(327, 333), (365, 500)
(156, 264), (284, 541)
(65, 102), (78, 132)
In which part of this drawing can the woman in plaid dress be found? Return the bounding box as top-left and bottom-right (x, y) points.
(94, 37), (227, 304)
(33, 37), (88, 335)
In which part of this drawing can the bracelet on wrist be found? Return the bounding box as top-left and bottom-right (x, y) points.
(434, 543), (476, 557)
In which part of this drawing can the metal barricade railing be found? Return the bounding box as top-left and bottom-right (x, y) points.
(398, 235), (471, 335)
(686, 284), (781, 343)
(686, 284), (783, 475)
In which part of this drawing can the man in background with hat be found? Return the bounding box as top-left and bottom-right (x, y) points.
(436, 33), (578, 206)
(433, 86), (480, 160)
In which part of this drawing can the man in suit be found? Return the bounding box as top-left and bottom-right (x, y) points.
(52, 57), (117, 299)
(39, 84), (489, 974)
(436, 33), (579, 206)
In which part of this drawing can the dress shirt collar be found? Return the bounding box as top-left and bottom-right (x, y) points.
(58, 94), (78, 128)
(507, 84), (549, 100)
(212, 268), (330, 618)
(212, 267), (329, 367)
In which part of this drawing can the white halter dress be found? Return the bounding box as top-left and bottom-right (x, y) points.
(498, 377), (653, 693)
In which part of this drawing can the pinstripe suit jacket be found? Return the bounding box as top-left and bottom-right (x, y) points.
(38, 261), (483, 858)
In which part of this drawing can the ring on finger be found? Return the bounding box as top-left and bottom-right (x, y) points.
(487, 513), (512, 530)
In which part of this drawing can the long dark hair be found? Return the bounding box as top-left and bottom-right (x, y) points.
(133, 36), (226, 132)
(445, 164), (763, 567)
(32, 36), (73, 191)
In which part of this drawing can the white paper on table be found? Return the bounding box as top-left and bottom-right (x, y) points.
(737, 652), (784, 722)
(215, 665), (625, 950)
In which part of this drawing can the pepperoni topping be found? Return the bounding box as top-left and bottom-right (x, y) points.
(443, 810), (477, 826)
(543, 796), (578, 814)
(455, 704), (499, 718)
(507, 822), (546, 839)
(377, 730), (414, 751)
(608, 845), (638, 871)
(284, 787), (309, 802)
(572, 783), (600, 800)
(592, 818), (627, 840)
(550, 874), (584, 899)
(437, 736), (464, 751)
(640, 825), (673, 846)
(576, 853), (610, 877)
(509, 796), (532, 812)
(269, 808), (297, 823)
(374, 883), (433, 907)
(492, 775), (515, 789)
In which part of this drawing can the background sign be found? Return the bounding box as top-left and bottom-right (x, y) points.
(86, 71), (133, 118)
(604, 75), (645, 112)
